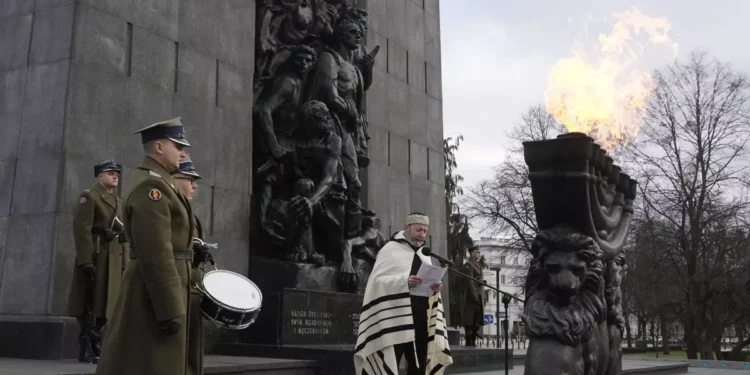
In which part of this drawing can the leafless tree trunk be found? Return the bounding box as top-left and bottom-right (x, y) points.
(628, 51), (750, 359)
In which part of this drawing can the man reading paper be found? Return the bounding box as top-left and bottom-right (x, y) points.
(354, 213), (453, 375)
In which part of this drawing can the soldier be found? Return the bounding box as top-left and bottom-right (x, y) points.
(68, 159), (128, 363)
(94, 117), (198, 375)
(460, 246), (485, 347)
(173, 156), (213, 375)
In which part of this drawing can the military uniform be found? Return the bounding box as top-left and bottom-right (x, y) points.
(187, 217), (206, 375)
(460, 247), (485, 347)
(95, 118), (202, 375)
(175, 157), (212, 375)
(68, 160), (128, 363)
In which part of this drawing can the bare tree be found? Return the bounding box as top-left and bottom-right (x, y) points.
(464, 104), (564, 254)
(627, 51), (750, 359)
(507, 103), (566, 152)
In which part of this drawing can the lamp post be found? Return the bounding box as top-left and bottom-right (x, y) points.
(490, 267), (501, 349)
(502, 293), (511, 375)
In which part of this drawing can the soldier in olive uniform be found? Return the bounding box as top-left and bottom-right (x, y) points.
(460, 246), (485, 347)
(95, 117), (199, 375)
(68, 160), (129, 363)
(173, 156), (213, 375)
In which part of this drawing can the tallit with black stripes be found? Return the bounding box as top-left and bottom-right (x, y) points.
(354, 231), (453, 375)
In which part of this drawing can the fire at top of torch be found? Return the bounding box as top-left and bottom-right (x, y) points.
(545, 7), (679, 152)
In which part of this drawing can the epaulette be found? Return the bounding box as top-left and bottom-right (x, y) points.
(149, 170), (162, 178)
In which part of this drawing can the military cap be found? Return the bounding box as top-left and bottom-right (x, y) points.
(94, 159), (122, 177)
(133, 117), (191, 147)
(468, 245), (480, 253)
(176, 156), (201, 180)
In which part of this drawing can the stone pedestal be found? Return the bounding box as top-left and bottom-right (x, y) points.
(247, 256), (373, 295)
(0, 316), (79, 360)
(239, 288), (363, 346)
(235, 257), (371, 346)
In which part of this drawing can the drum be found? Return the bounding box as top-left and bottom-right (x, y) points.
(199, 269), (263, 330)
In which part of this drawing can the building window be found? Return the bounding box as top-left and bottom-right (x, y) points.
(500, 256), (506, 264)
(501, 275), (506, 284)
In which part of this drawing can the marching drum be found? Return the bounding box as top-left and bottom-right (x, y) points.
(199, 269), (263, 330)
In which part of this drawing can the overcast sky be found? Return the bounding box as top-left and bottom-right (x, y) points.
(440, 0), (750, 205)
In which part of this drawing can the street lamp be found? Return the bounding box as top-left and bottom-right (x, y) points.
(490, 267), (501, 349)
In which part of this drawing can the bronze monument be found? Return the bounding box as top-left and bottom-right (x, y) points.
(253, 0), (383, 293)
(521, 133), (636, 375)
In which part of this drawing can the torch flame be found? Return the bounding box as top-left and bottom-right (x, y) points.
(545, 7), (678, 151)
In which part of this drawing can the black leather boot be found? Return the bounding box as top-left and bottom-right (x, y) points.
(92, 318), (106, 358)
(78, 334), (98, 363)
(90, 332), (102, 359)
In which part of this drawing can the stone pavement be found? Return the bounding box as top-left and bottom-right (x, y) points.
(0, 355), (316, 375)
(453, 359), (750, 375)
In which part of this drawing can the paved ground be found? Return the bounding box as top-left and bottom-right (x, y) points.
(461, 359), (750, 375)
(455, 360), (750, 375)
(0, 355), (746, 375)
(0, 356), (315, 375)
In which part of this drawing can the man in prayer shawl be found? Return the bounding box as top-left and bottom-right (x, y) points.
(354, 213), (453, 375)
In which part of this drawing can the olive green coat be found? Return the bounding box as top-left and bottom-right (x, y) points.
(95, 157), (199, 375)
(68, 183), (129, 320)
(188, 216), (205, 375)
(459, 259), (485, 326)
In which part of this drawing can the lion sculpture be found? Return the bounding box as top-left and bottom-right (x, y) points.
(521, 225), (622, 375)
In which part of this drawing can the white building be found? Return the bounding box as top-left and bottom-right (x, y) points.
(473, 237), (531, 341)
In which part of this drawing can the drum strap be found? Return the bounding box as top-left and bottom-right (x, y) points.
(130, 250), (193, 260)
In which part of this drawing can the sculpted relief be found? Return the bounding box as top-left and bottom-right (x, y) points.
(253, 0), (383, 292)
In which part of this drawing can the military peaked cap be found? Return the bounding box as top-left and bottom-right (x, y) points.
(133, 117), (191, 146)
(94, 159), (122, 177)
(176, 156), (202, 180)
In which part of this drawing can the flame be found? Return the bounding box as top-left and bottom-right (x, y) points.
(545, 7), (678, 151)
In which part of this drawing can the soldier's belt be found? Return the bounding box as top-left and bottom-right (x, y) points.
(130, 251), (193, 260)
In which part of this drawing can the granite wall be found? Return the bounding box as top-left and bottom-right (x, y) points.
(360, 0), (448, 318)
(361, 0), (445, 256)
(0, 0), (445, 358)
(0, 0), (256, 359)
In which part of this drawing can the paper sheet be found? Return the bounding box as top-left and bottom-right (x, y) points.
(409, 262), (447, 297)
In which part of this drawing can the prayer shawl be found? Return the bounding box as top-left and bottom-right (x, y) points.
(354, 231), (453, 375)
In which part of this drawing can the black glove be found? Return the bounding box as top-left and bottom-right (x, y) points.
(158, 317), (181, 335)
(193, 243), (212, 262)
(103, 229), (117, 241)
(80, 263), (95, 280)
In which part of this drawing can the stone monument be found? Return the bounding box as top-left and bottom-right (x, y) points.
(242, 0), (447, 348)
(0, 0), (446, 359)
(521, 133), (636, 375)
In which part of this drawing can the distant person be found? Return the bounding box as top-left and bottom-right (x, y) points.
(68, 160), (128, 364)
(94, 117), (199, 375)
(460, 246), (485, 347)
(354, 213), (453, 375)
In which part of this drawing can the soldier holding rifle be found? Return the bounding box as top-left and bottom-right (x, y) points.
(67, 160), (129, 363)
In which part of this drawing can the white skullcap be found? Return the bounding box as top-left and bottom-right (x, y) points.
(405, 213), (429, 226)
